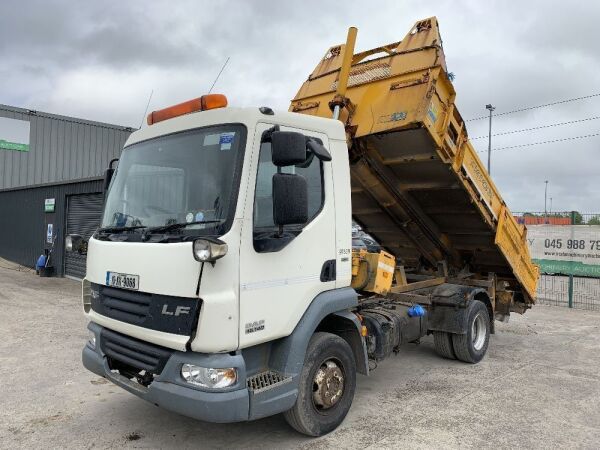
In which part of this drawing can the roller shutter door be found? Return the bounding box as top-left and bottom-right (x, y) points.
(65, 193), (103, 279)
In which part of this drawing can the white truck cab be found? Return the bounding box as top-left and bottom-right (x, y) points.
(81, 98), (363, 435)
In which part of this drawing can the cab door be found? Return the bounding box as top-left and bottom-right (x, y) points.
(238, 123), (337, 348)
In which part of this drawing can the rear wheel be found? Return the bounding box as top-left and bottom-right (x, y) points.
(433, 331), (456, 359)
(283, 332), (356, 436)
(451, 300), (490, 363)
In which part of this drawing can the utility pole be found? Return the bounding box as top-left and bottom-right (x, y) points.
(550, 197), (553, 215)
(486, 104), (495, 174)
(544, 180), (549, 221)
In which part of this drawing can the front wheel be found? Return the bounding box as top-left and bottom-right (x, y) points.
(451, 300), (491, 363)
(283, 332), (357, 436)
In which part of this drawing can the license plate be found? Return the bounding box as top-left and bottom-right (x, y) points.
(106, 272), (139, 290)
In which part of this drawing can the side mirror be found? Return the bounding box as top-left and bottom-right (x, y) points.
(268, 129), (332, 165)
(103, 168), (114, 194)
(103, 158), (119, 195)
(272, 173), (308, 227)
(65, 234), (87, 254)
(271, 131), (307, 166)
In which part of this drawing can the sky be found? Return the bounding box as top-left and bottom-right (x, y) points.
(1, 0), (599, 212)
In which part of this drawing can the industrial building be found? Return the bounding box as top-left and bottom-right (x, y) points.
(0, 104), (133, 278)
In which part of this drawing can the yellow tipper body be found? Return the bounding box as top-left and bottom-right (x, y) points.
(290, 17), (539, 302)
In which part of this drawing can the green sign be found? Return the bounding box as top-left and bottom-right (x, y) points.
(45, 198), (55, 213)
(533, 258), (600, 277)
(0, 139), (29, 152)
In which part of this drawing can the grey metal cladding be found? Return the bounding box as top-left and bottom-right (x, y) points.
(0, 179), (103, 275)
(0, 104), (133, 190)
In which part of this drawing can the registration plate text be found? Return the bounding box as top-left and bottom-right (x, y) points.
(106, 272), (139, 290)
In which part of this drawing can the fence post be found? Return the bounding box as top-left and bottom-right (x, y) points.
(568, 210), (575, 308)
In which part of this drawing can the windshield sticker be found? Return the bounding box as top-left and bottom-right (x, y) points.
(203, 134), (220, 146)
(195, 212), (205, 222)
(219, 132), (235, 150)
(186, 212), (194, 223)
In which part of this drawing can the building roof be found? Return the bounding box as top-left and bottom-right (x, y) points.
(0, 103), (135, 132)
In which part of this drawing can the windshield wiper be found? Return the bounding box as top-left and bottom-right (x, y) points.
(147, 220), (224, 234)
(97, 225), (147, 234)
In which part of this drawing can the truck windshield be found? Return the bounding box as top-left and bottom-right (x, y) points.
(101, 124), (246, 237)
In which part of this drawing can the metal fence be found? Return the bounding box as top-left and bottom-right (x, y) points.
(536, 274), (600, 311)
(514, 211), (600, 311)
(513, 211), (600, 225)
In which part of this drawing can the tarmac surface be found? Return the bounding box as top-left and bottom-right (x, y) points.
(1, 259), (600, 449)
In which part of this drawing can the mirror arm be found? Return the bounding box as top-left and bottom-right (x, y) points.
(260, 125), (280, 144)
(306, 138), (332, 161)
(276, 165), (284, 237)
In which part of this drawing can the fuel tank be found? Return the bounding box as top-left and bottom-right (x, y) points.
(358, 300), (427, 361)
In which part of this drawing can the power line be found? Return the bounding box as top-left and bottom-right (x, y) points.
(470, 115), (600, 140)
(466, 92), (600, 122)
(476, 132), (600, 153)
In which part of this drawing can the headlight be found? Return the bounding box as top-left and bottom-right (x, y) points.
(192, 238), (228, 263)
(181, 364), (237, 389)
(65, 234), (85, 253)
(88, 330), (96, 349)
(65, 235), (74, 252)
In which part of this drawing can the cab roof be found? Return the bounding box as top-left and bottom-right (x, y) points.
(125, 106), (346, 147)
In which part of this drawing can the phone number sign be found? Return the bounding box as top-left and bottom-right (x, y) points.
(526, 225), (600, 277)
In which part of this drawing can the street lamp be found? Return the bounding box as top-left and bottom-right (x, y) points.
(485, 104), (495, 174)
(544, 180), (549, 220)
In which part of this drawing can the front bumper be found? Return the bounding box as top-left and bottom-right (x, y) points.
(82, 323), (249, 423)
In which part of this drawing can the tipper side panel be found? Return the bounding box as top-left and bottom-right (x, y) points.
(290, 17), (539, 301)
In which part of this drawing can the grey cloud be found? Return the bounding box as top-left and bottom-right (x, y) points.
(1, 0), (599, 211)
(0, 2), (212, 69)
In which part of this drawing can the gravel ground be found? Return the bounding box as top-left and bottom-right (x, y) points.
(1, 260), (600, 449)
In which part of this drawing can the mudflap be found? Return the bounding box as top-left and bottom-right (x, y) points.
(426, 283), (492, 335)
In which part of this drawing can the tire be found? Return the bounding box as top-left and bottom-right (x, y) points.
(283, 332), (357, 436)
(433, 331), (456, 359)
(451, 300), (490, 363)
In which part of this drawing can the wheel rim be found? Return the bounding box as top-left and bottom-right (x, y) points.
(472, 312), (487, 351)
(312, 359), (345, 411)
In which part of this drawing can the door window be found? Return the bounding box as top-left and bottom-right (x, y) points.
(253, 141), (324, 231)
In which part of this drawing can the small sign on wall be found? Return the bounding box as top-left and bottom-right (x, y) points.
(44, 198), (55, 213)
(46, 223), (53, 244)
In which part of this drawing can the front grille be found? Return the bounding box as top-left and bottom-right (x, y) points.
(101, 286), (151, 326)
(247, 371), (292, 393)
(101, 328), (172, 375)
(91, 283), (201, 335)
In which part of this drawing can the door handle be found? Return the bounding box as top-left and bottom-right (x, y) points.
(320, 260), (336, 282)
